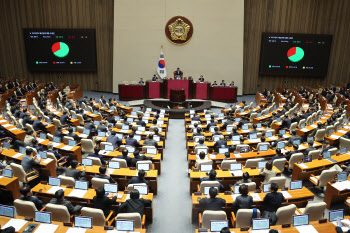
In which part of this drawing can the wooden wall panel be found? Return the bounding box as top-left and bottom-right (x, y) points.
(0, 0), (114, 92)
(244, 0), (350, 94)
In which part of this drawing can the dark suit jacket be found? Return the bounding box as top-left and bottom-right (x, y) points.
(291, 116), (301, 123)
(116, 155), (132, 167)
(67, 132), (80, 141)
(23, 117), (34, 126)
(288, 135), (303, 145)
(263, 192), (285, 213)
(214, 140), (227, 152)
(207, 122), (217, 130)
(118, 198), (152, 216)
(95, 174), (116, 184)
(125, 138), (140, 147)
(49, 198), (76, 214)
(126, 177), (149, 186)
(136, 120), (146, 126)
(281, 119), (291, 129)
(131, 155), (152, 167)
(54, 130), (64, 140)
(304, 146), (315, 155)
(21, 155), (40, 173)
(199, 197), (226, 211)
(60, 115), (70, 125)
(144, 139), (157, 147)
(20, 195), (43, 210)
(107, 135), (121, 149)
(88, 153), (106, 165)
(33, 120), (45, 131)
(93, 196), (117, 217)
(65, 168), (86, 180)
(232, 195), (253, 212)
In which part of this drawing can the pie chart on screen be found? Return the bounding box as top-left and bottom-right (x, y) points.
(52, 42), (69, 58)
(287, 47), (304, 62)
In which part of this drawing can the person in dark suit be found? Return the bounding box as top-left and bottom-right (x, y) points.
(13, 79), (20, 88)
(229, 127), (240, 138)
(116, 149), (132, 167)
(223, 117), (233, 129)
(304, 141), (315, 155)
(93, 187), (117, 217)
(33, 116), (46, 131)
(14, 105), (21, 118)
(287, 130), (303, 145)
(199, 75), (204, 83)
(152, 74), (158, 81)
(118, 190), (152, 216)
(54, 126), (64, 140)
(50, 189), (81, 215)
(198, 187), (226, 211)
(100, 95), (107, 104)
(22, 112), (34, 126)
(213, 135), (227, 152)
(207, 115), (217, 130)
(88, 147), (106, 165)
(250, 124), (259, 134)
(191, 113), (201, 122)
(212, 127), (223, 136)
(106, 131), (121, 149)
(138, 78), (145, 85)
(173, 68), (183, 79)
(21, 148), (41, 175)
(200, 169), (224, 189)
(286, 144), (300, 161)
(95, 166), (116, 183)
(20, 85), (27, 95)
(310, 122), (324, 137)
(233, 172), (252, 186)
(60, 111), (71, 126)
(291, 112), (301, 124)
(144, 134), (158, 147)
(0, 84), (6, 94)
(220, 80), (226, 87)
(232, 184), (253, 214)
(67, 127), (80, 142)
(65, 160), (86, 180)
(19, 185), (43, 210)
(47, 142), (69, 164)
(135, 115), (146, 127)
(126, 169), (149, 186)
(271, 148), (287, 162)
(321, 140), (336, 155)
(262, 183), (285, 225)
(131, 150), (152, 167)
(281, 115), (291, 130)
(125, 133), (140, 147)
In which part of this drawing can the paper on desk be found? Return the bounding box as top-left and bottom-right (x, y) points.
(124, 194), (130, 201)
(209, 154), (216, 159)
(42, 158), (53, 164)
(34, 223), (59, 233)
(338, 130), (347, 134)
(79, 134), (88, 138)
(9, 128), (17, 131)
(107, 231), (140, 233)
(66, 228), (86, 233)
(299, 145), (307, 149)
(280, 191), (292, 199)
(119, 130), (129, 133)
(331, 219), (350, 232)
(108, 169), (115, 175)
(61, 146), (73, 151)
(295, 225), (318, 233)
(52, 142), (61, 147)
(298, 163), (308, 168)
(0, 176), (3, 179)
(47, 186), (66, 194)
(301, 128), (309, 132)
(248, 139), (261, 143)
(231, 170), (243, 177)
(37, 138), (45, 143)
(234, 154), (242, 158)
(282, 135), (289, 138)
(0, 120), (6, 123)
(251, 230), (269, 233)
(68, 189), (87, 198)
(2, 124), (12, 127)
(12, 153), (22, 158)
(241, 130), (250, 133)
(269, 136), (278, 140)
(281, 149), (288, 154)
(250, 193), (261, 201)
(330, 135), (341, 139)
(231, 194), (241, 201)
(344, 126), (350, 130)
(2, 219), (28, 231)
(332, 180), (350, 191)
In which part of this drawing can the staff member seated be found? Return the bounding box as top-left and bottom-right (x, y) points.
(198, 187), (226, 211)
(50, 189), (81, 215)
(220, 80), (226, 87)
(118, 190), (152, 217)
(19, 185), (43, 210)
(127, 169), (149, 186)
(262, 182), (285, 225)
(93, 187), (118, 217)
(173, 67), (183, 79)
(200, 169), (224, 190)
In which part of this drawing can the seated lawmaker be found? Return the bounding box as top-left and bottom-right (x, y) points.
(93, 187), (117, 217)
(262, 182), (285, 225)
(195, 151), (209, 168)
(220, 80), (226, 87)
(232, 184), (253, 214)
(118, 190), (152, 217)
(20, 185), (43, 210)
(260, 161), (277, 184)
(88, 146), (106, 165)
(126, 169), (149, 186)
(200, 169), (224, 189)
(50, 189), (81, 215)
(116, 149), (132, 167)
(95, 166), (116, 184)
(198, 187), (226, 211)
(65, 160), (86, 180)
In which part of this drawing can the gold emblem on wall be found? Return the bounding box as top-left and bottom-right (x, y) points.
(165, 16), (193, 45)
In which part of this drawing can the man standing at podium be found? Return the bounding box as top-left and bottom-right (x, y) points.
(174, 67), (183, 79)
(152, 74), (158, 81)
(199, 75), (205, 83)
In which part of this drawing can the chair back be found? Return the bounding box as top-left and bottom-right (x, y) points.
(328, 148), (337, 155)
(53, 118), (61, 129)
(267, 176), (286, 189)
(318, 170), (337, 187)
(47, 133), (53, 141)
(250, 113), (257, 123)
(116, 213), (142, 228)
(315, 129), (326, 142)
(77, 126), (84, 133)
(63, 136), (74, 145)
(14, 199), (37, 218)
(298, 119), (306, 128)
(199, 181), (220, 194)
(245, 158), (262, 168)
(236, 144), (249, 152)
(76, 114), (84, 125)
(81, 207), (106, 226)
(115, 123), (123, 129)
(26, 124), (34, 132)
(288, 153), (304, 169)
(197, 160), (213, 169)
(308, 150), (321, 160)
(272, 158), (287, 172)
(240, 182), (256, 192)
(81, 139), (94, 153)
(127, 183), (147, 191)
(100, 142), (112, 150)
(302, 202), (327, 221)
(276, 204), (297, 225)
(47, 152), (58, 168)
(91, 177), (110, 189)
(340, 137), (350, 149)
(10, 163), (27, 183)
(202, 210), (227, 229)
(111, 158), (128, 168)
(87, 156), (102, 166)
(290, 122), (298, 131)
(136, 160), (153, 170)
(45, 203), (70, 222)
(235, 209), (260, 228)
(221, 160), (238, 170)
(58, 175), (75, 186)
(325, 126), (334, 136)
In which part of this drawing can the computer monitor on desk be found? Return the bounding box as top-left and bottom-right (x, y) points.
(290, 180), (303, 190)
(137, 163), (150, 171)
(252, 218), (270, 231)
(259, 144), (268, 152)
(75, 181), (89, 190)
(337, 173), (347, 182)
(116, 220), (134, 232)
(329, 210), (344, 222)
(204, 186), (218, 195)
(35, 211), (51, 224)
(133, 185), (148, 195)
(210, 220), (229, 232)
(293, 214), (309, 227)
(200, 164), (212, 172)
(75, 216), (92, 229)
(48, 177), (61, 186)
(104, 183), (118, 193)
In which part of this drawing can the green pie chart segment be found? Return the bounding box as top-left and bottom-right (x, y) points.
(52, 42), (69, 58)
(287, 47), (304, 62)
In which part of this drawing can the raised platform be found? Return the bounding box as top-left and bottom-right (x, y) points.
(143, 99), (211, 119)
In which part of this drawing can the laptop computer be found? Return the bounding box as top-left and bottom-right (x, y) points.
(213, 135), (220, 142)
(234, 185), (240, 194)
(293, 214), (309, 227)
(2, 142), (10, 150)
(258, 161), (268, 169)
(116, 220), (134, 232)
(323, 151), (336, 163)
(35, 211), (51, 224)
(263, 183), (271, 193)
(279, 129), (286, 135)
(329, 210), (344, 222)
(293, 139), (301, 146)
(230, 163), (242, 171)
(232, 136), (240, 142)
(242, 125), (249, 130)
(259, 144), (268, 152)
(94, 121), (100, 126)
(218, 147), (229, 155)
(40, 133), (46, 139)
(133, 185), (148, 195)
(82, 158), (93, 166)
(19, 146), (26, 154)
(98, 132), (106, 137)
(290, 180), (303, 190)
(109, 161), (120, 169)
(337, 173), (347, 182)
(307, 137), (314, 144)
(126, 147), (135, 153)
(137, 163), (150, 171)
(226, 126), (233, 132)
(83, 129), (90, 135)
(104, 183), (118, 193)
(210, 220), (229, 232)
(203, 186), (218, 195)
(134, 134), (141, 141)
(0, 205), (14, 218)
(252, 218), (270, 231)
(75, 181), (89, 190)
(75, 216), (92, 229)
(200, 164), (212, 172)
(1, 169), (12, 178)
(48, 177), (61, 186)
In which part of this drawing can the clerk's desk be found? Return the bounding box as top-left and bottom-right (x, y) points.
(324, 178), (350, 209)
(195, 217), (350, 233)
(0, 176), (20, 199)
(32, 183), (154, 222)
(76, 166), (159, 195)
(292, 153), (350, 181)
(1, 148), (57, 177)
(191, 187), (314, 223)
(189, 167), (282, 194)
(0, 215), (146, 233)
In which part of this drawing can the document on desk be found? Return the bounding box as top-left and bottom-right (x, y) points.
(12, 153), (23, 158)
(268, 136), (278, 140)
(301, 128), (309, 132)
(248, 139), (261, 143)
(119, 130), (129, 133)
(344, 126), (350, 130)
(298, 145), (307, 149)
(37, 138), (45, 143)
(2, 124), (12, 127)
(66, 228), (86, 233)
(0, 120), (6, 123)
(330, 135), (341, 139)
(298, 163), (308, 169)
(338, 130), (347, 134)
(332, 180), (350, 191)
(79, 134), (88, 138)
(331, 219), (350, 232)
(0, 176), (3, 179)
(282, 135), (289, 138)
(295, 225), (318, 233)
(231, 170), (243, 177)
(124, 194), (130, 201)
(61, 146), (73, 151)
(34, 223), (59, 233)
(9, 128), (17, 131)
(250, 193), (261, 201)
(209, 154), (216, 159)
(234, 154), (242, 158)
(52, 142), (61, 147)
(47, 186), (66, 194)
(241, 130), (250, 133)
(42, 158), (53, 164)
(108, 169), (115, 175)
(68, 189), (87, 198)
(2, 219), (28, 231)
(280, 191), (292, 199)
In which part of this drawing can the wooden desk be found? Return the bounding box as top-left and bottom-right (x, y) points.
(39, 139), (82, 163)
(191, 187), (314, 223)
(189, 168), (282, 194)
(324, 178), (350, 209)
(0, 176), (20, 199)
(77, 166), (159, 195)
(292, 153), (350, 181)
(0, 215), (146, 232)
(0, 118), (26, 141)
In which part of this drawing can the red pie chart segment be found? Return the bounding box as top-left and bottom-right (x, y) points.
(52, 42), (60, 53)
(287, 47), (296, 57)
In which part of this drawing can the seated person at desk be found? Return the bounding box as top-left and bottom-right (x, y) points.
(131, 150), (152, 167)
(212, 81), (218, 87)
(135, 115), (146, 127)
(33, 116), (46, 131)
(220, 80), (226, 87)
(198, 187), (226, 211)
(288, 130), (303, 145)
(229, 81), (235, 87)
(200, 169), (224, 190)
(95, 166), (116, 184)
(233, 172), (252, 186)
(280, 115), (291, 130)
(24, 130), (37, 146)
(54, 126), (64, 140)
(107, 131), (122, 149)
(321, 140), (336, 155)
(21, 148), (41, 177)
(50, 189), (81, 215)
(47, 142), (69, 164)
(60, 111), (71, 126)
(138, 78), (145, 85)
(232, 184), (253, 214)
(271, 134), (284, 148)
(153, 127), (163, 139)
(303, 141), (316, 155)
(207, 115), (217, 130)
(229, 127), (240, 138)
(67, 127), (80, 142)
(260, 161), (277, 184)
(195, 151), (209, 168)
(152, 74), (158, 81)
(223, 117), (234, 129)
(214, 135), (227, 153)
(31, 140), (43, 152)
(195, 138), (207, 149)
(250, 124), (259, 134)
(286, 144), (300, 161)
(144, 134), (158, 147)
(20, 185), (43, 210)
(116, 149), (132, 167)
(262, 182), (285, 225)
(199, 75), (204, 83)
(191, 113), (201, 121)
(93, 187), (118, 217)
(223, 152), (236, 161)
(173, 67), (183, 79)
(125, 133), (140, 148)
(88, 146), (106, 165)
(65, 160), (86, 181)
(127, 169), (149, 186)
(271, 148), (287, 162)
(212, 127), (223, 136)
(192, 127), (204, 138)
(310, 122), (324, 137)
(118, 190), (152, 217)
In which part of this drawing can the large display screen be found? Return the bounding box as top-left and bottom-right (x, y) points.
(259, 33), (332, 76)
(23, 28), (97, 72)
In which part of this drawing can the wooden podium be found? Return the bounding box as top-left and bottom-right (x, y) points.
(169, 89), (186, 102)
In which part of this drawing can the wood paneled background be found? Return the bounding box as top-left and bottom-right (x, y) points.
(243, 0), (350, 94)
(0, 0), (114, 92)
